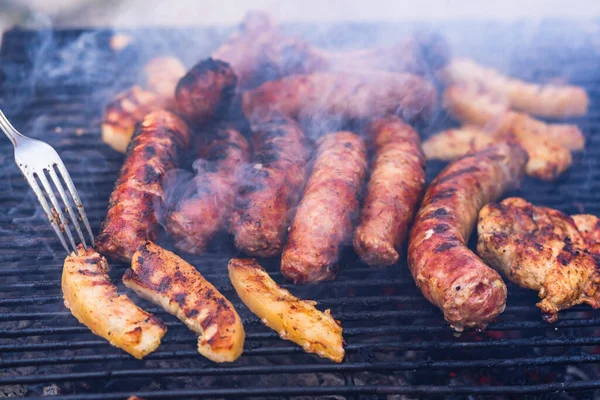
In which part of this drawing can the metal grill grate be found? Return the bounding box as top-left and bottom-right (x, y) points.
(1, 21), (600, 399)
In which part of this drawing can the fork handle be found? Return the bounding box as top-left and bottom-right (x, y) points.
(0, 109), (27, 147)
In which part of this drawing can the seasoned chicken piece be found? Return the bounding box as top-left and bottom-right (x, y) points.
(228, 258), (344, 362)
(444, 84), (585, 151)
(102, 57), (186, 154)
(123, 242), (245, 362)
(478, 198), (600, 322)
(102, 86), (166, 154)
(422, 126), (496, 161)
(62, 245), (166, 359)
(145, 56), (187, 98)
(442, 58), (589, 118)
(444, 85), (575, 181)
(573, 214), (600, 256)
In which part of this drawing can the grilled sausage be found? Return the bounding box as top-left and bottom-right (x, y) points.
(242, 71), (437, 125)
(422, 126), (496, 161)
(124, 242), (245, 362)
(163, 126), (251, 254)
(96, 111), (192, 261)
(442, 58), (589, 118)
(281, 132), (368, 283)
(175, 58), (237, 124)
(62, 245), (166, 359)
(407, 143), (528, 331)
(230, 116), (310, 257)
(353, 117), (426, 267)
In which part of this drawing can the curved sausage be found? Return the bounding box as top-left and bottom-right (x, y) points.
(96, 110), (192, 261)
(281, 132), (368, 283)
(242, 71), (437, 125)
(353, 117), (426, 267)
(163, 126), (250, 254)
(175, 58), (237, 124)
(229, 116), (310, 257)
(407, 143), (527, 331)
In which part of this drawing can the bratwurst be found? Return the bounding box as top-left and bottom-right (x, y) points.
(229, 116), (310, 257)
(242, 71), (437, 125)
(163, 126), (250, 254)
(96, 111), (192, 261)
(407, 143), (527, 331)
(281, 132), (368, 283)
(353, 117), (426, 267)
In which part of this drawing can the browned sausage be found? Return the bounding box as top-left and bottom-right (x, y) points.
(229, 116), (310, 257)
(353, 117), (426, 267)
(96, 110), (192, 261)
(281, 132), (368, 283)
(175, 58), (237, 124)
(407, 143), (527, 331)
(162, 126), (250, 254)
(242, 71), (437, 125)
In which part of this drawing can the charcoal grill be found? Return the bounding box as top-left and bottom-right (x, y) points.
(1, 19), (600, 399)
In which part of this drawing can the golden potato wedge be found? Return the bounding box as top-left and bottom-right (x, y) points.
(62, 245), (166, 359)
(228, 258), (344, 362)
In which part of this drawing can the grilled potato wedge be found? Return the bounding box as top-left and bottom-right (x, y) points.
(62, 245), (166, 359)
(124, 242), (245, 362)
(228, 258), (344, 362)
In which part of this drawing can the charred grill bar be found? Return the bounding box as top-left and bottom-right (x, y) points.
(1, 21), (600, 399)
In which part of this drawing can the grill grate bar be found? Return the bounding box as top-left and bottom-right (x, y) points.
(4, 353), (600, 384)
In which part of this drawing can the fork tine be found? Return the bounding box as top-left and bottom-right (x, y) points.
(48, 166), (88, 250)
(54, 161), (95, 247)
(36, 170), (78, 253)
(21, 170), (70, 253)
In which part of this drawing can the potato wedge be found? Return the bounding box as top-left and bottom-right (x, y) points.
(124, 242), (245, 362)
(62, 245), (166, 359)
(228, 258), (344, 362)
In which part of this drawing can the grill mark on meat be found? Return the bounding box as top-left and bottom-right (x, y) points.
(430, 188), (457, 202)
(434, 166), (480, 185)
(174, 293), (187, 306)
(434, 242), (459, 252)
(433, 223), (451, 233)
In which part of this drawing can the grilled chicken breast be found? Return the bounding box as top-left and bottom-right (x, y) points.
(573, 214), (600, 256)
(62, 245), (166, 359)
(443, 85), (577, 181)
(422, 126), (496, 161)
(228, 258), (344, 362)
(441, 58), (589, 118)
(102, 57), (186, 153)
(123, 242), (245, 362)
(478, 198), (600, 322)
(408, 143), (528, 331)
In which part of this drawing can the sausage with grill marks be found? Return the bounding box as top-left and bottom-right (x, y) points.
(229, 116), (310, 257)
(281, 132), (368, 283)
(242, 71), (437, 125)
(175, 58), (237, 124)
(163, 126), (250, 254)
(353, 117), (426, 267)
(96, 110), (192, 261)
(407, 143), (528, 331)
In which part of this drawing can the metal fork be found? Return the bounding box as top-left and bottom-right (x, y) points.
(0, 109), (94, 253)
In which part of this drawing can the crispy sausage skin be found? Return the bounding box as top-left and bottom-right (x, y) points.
(353, 117), (426, 267)
(96, 111), (192, 261)
(175, 58), (237, 124)
(407, 143), (528, 331)
(163, 126), (251, 254)
(281, 132), (368, 283)
(229, 117), (310, 257)
(242, 72), (437, 124)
